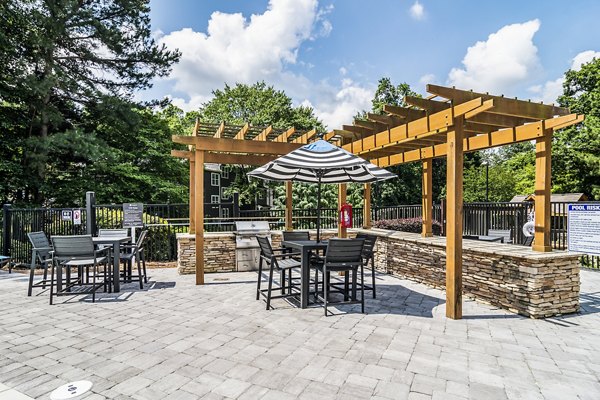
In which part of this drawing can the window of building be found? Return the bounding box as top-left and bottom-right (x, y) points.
(211, 173), (220, 187)
(211, 195), (219, 204)
(221, 187), (230, 200)
(221, 208), (230, 218)
(258, 191), (264, 199)
(221, 169), (229, 179)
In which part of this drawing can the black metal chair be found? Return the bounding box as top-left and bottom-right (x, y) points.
(119, 229), (148, 289)
(356, 233), (378, 298)
(27, 231), (65, 296)
(282, 230), (310, 243)
(49, 235), (108, 305)
(256, 236), (301, 310)
(318, 238), (365, 316)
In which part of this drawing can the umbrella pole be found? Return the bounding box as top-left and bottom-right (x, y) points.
(316, 175), (322, 242)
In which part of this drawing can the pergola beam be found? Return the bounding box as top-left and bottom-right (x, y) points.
(383, 105), (426, 121)
(173, 135), (302, 155)
(405, 96), (451, 113)
(345, 97), (485, 155)
(273, 127), (295, 142)
(253, 125), (273, 141)
(213, 121), (225, 138)
(427, 84), (570, 119)
(354, 119), (389, 132)
(367, 113), (404, 127)
(233, 123), (250, 140)
(370, 113), (582, 167)
(342, 125), (374, 136)
(292, 128), (317, 144)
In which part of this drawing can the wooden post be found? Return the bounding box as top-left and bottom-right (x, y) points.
(189, 155), (196, 234)
(338, 183), (347, 238)
(363, 183), (372, 229)
(445, 116), (464, 319)
(422, 158), (433, 237)
(285, 181), (293, 231)
(533, 129), (552, 252)
(194, 150), (205, 285)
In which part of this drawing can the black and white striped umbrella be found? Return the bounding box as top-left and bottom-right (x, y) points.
(248, 140), (396, 240)
(248, 140), (397, 183)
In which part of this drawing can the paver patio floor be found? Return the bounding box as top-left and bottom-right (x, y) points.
(1, 267), (600, 400)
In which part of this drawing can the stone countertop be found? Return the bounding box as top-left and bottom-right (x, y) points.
(176, 228), (579, 261)
(353, 228), (579, 261)
(177, 232), (235, 239)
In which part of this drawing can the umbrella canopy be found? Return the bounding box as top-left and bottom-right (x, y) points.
(248, 140), (397, 241)
(248, 140), (397, 183)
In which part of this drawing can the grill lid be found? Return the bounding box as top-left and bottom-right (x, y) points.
(234, 221), (271, 233)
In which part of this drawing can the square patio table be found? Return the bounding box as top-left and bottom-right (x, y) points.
(281, 240), (328, 308)
(93, 236), (131, 292)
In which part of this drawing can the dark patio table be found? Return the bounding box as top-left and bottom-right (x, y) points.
(281, 240), (328, 308)
(92, 236), (131, 292)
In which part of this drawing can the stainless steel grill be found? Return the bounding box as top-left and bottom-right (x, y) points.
(234, 221), (271, 271)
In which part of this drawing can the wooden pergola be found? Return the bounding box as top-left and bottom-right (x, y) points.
(171, 121), (356, 286)
(171, 84), (584, 320)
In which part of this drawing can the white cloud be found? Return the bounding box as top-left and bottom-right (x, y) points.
(529, 49), (600, 104)
(305, 79), (373, 129)
(570, 50), (600, 70)
(147, 0), (367, 129)
(155, 0), (330, 111)
(419, 73), (436, 85)
(409, 1), (425, 20)
(448, 19), (541, 94)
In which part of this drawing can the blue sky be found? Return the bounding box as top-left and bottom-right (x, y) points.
(145, 0), (600, 129)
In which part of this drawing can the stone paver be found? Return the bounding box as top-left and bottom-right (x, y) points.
(1, 267), (600, 399)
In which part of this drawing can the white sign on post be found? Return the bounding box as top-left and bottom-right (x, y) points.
(568, 204), (600, 255)
(73, 209), (82, 225)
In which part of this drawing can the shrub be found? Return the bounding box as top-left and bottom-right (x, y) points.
(373, 217), (442, 235)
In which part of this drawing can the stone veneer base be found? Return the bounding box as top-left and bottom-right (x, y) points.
(176, 228), (580, 318)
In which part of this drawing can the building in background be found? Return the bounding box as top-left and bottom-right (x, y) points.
(203, 164), (272, 218)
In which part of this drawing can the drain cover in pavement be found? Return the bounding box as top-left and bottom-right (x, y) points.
(50, 381), (93, 399)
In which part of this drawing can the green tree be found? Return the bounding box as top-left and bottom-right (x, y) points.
(197, 82), (325, 207)
(36, 99), (189, 206)
(0, 0), (180, 204)
(199, 82), (321, 130)
(358, 78), (448, 206)
(554, 57), (600, 198)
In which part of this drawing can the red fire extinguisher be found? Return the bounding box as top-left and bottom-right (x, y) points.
(340, 203), (353, 228)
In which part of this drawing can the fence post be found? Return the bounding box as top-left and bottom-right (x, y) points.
(86, 191), (96, 235)
(232, 192), (240, 218)
(2, 204), (11, 256)
(440, 198), (446, 236)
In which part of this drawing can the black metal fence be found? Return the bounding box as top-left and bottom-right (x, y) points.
(2, 200), (600, 269)
(95, 203), (190, 262)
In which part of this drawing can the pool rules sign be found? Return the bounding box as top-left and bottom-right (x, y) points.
(123, 203), (143, 228)
(568, 204), (600, 255)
